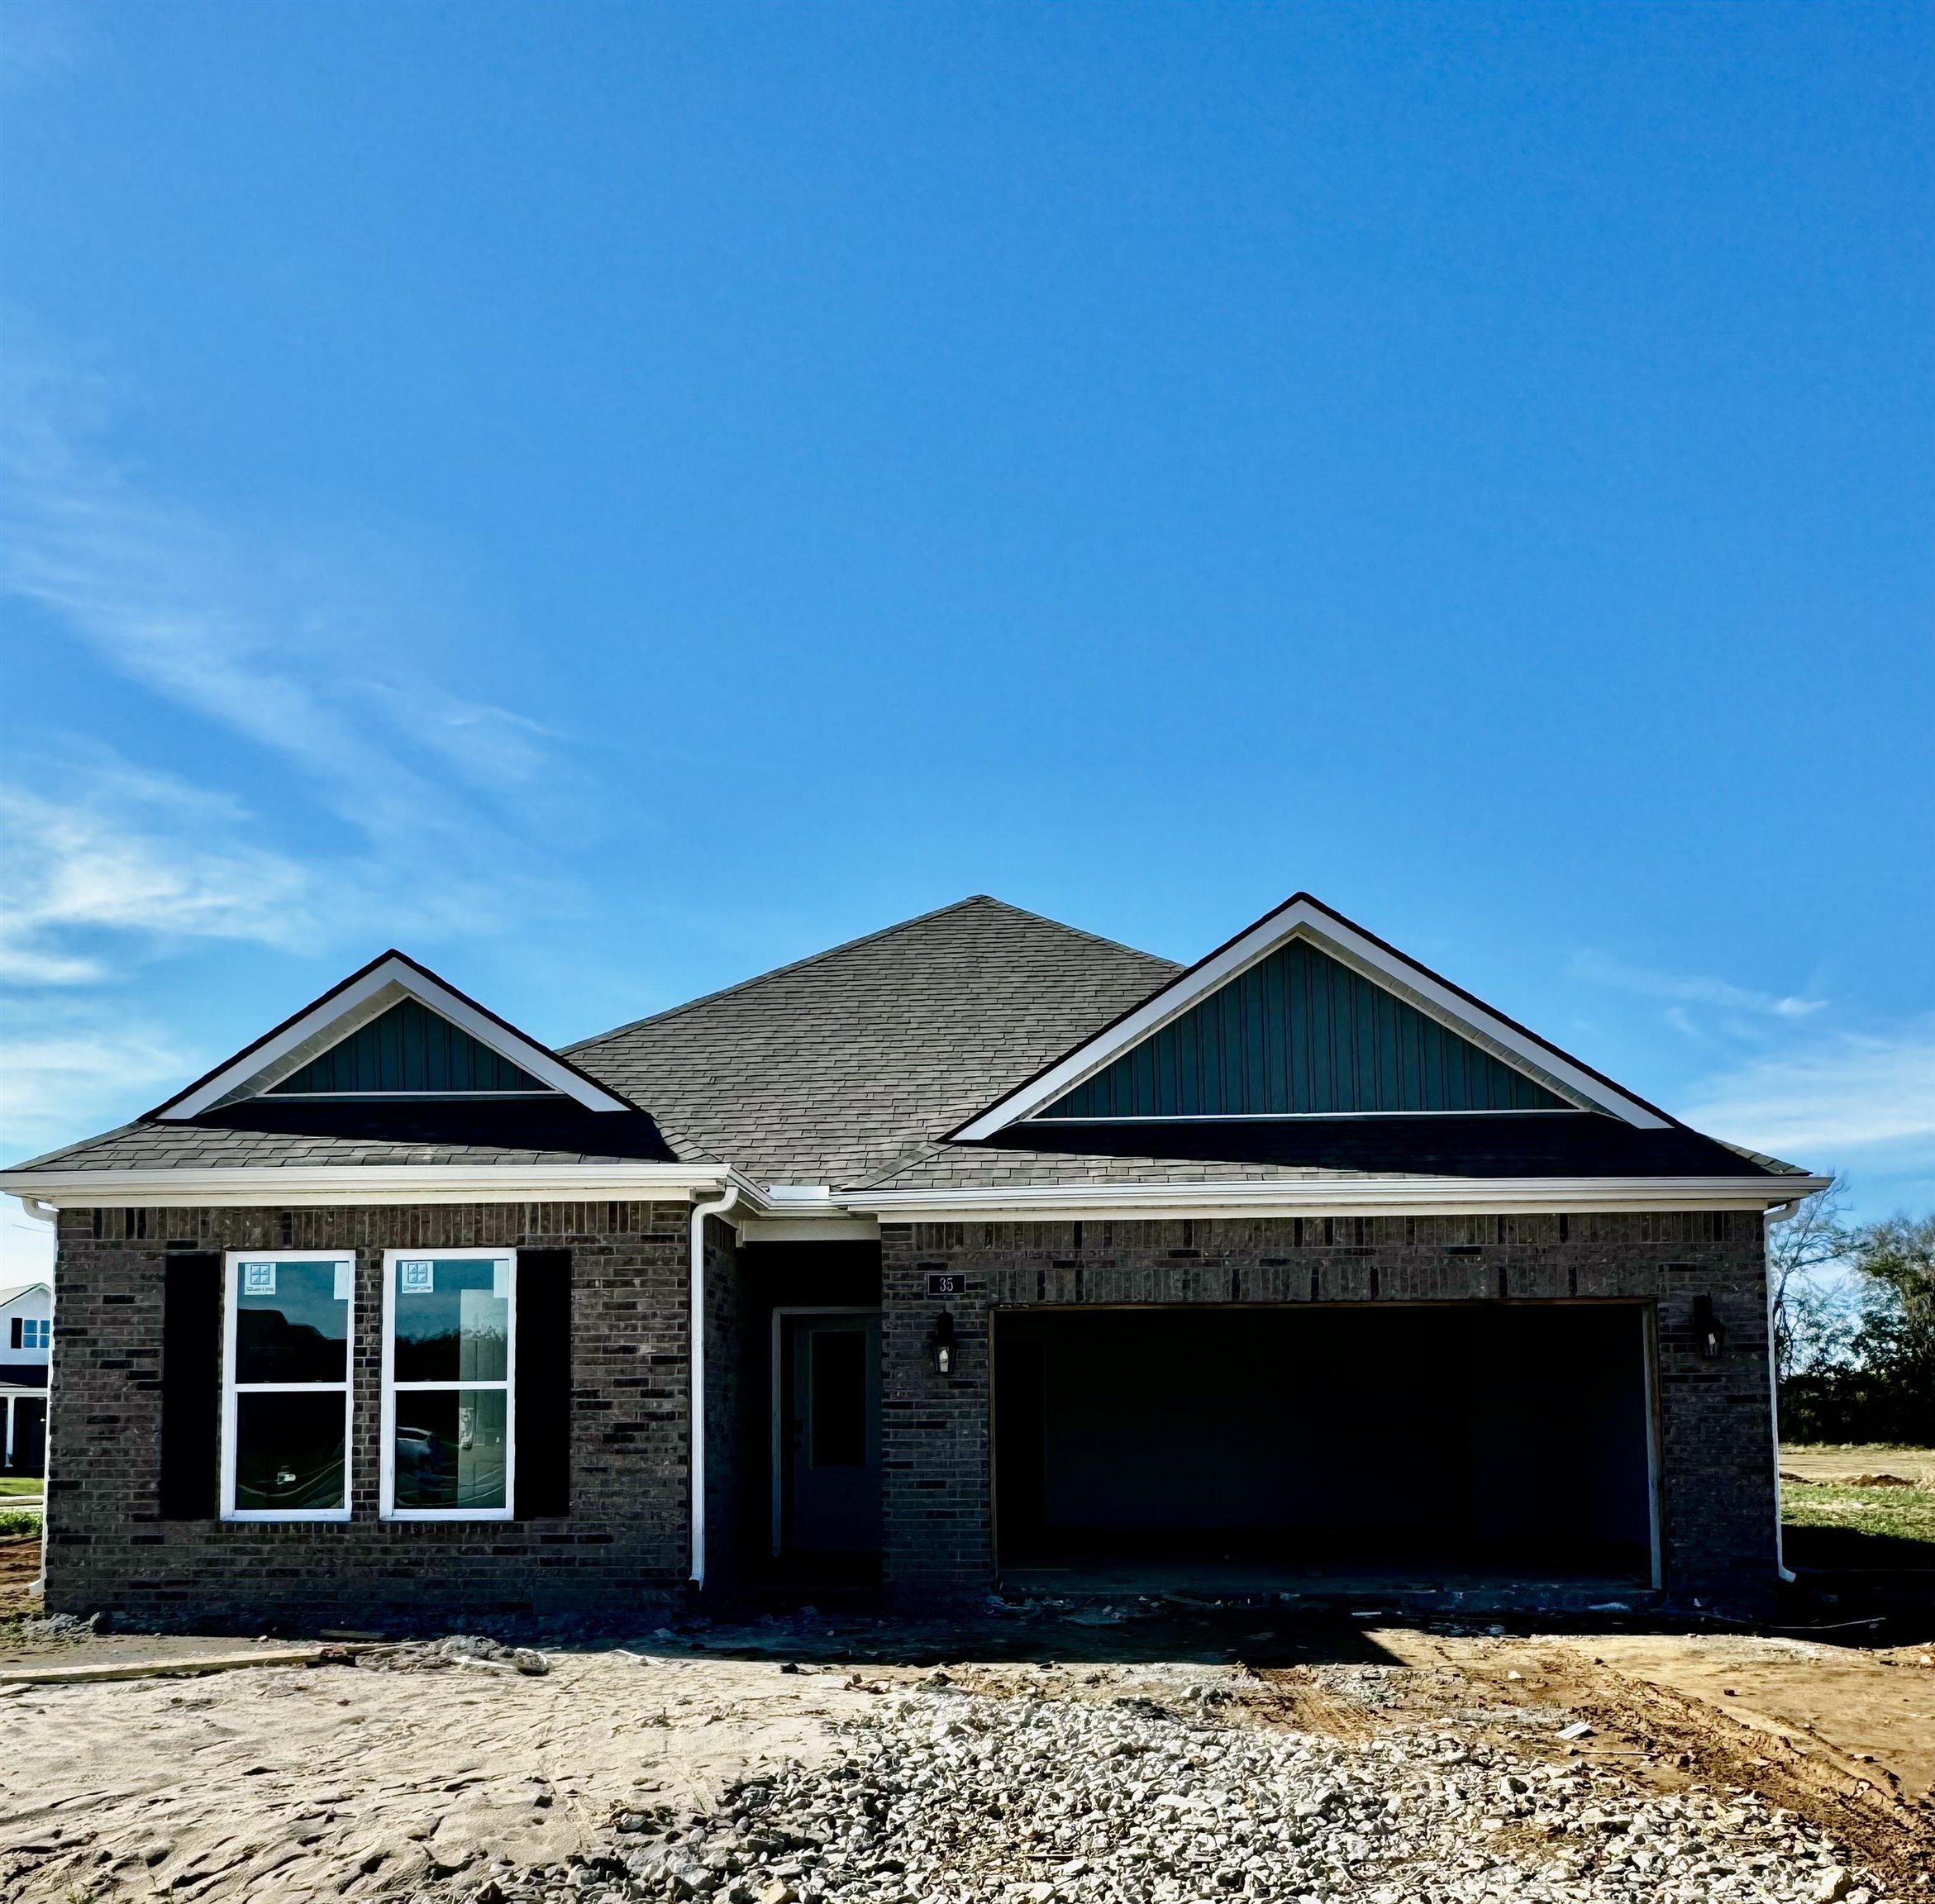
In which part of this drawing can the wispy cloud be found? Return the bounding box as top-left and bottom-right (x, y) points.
(0, 4), (91, 98)
(1679, 1019), (1935, 1160)
(2, 348), (545, 847)
(0, 335), (583, 993)
(0, 1012), (193, 1159)
(1570, 950), (1827, 1022)
(0, 765), (316, 983)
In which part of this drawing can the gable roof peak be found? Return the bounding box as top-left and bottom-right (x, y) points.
(147, 949), (636, 1121)
(948, 891), (1677, 1139)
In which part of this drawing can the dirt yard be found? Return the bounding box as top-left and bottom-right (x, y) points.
(1, 1602), (1930, 1904)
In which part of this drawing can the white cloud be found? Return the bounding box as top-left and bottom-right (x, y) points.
(0, 1017), (193, 1159)
(0, 336), (586, 997)
(0, 771), (315, 982)
(1679, 1019), (1935, 1160)
(1, 340), (564, 857)
(1570, 950), (1827, 1021)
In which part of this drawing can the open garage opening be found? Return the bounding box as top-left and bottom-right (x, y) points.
(993, 1303), (1656, 1596)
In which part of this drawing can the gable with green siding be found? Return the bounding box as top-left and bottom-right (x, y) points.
(269, 997), (550, 1095)
(1038, 938), (1568, 1119)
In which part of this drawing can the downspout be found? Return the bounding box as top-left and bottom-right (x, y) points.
(688, 1183), (739, 1592)
(1766, 1200), (1799, 1583)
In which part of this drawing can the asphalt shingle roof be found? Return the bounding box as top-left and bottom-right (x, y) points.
(562, 897), (1180, 1187)
(7, 895), (1804, 1189)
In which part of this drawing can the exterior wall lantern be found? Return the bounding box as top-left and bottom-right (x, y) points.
(1690, 1294), (1727, 1360)
(932, 1309), (956, 1376)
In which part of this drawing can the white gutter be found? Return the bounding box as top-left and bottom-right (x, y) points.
(0, 1164), (740, 1209)
(841, 1174), (1834, 1221)
(688, 1182), (740, 1592)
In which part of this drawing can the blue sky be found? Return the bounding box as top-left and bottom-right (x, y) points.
(2, 2), (1931, 1279)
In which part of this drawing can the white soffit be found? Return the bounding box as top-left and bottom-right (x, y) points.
(949, 895), (1673, 1140)
(150, 951), (634, 1120)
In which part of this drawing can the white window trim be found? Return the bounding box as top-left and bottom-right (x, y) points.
(380, 1247), (517, 1522)
(221, 1249), (355, 1524)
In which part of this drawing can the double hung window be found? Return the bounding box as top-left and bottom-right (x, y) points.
(222, 1250), (355, 1520)
(381, 1250), (516, 1520)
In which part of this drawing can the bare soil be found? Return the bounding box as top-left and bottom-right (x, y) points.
(0, 1610), (1929, 1902)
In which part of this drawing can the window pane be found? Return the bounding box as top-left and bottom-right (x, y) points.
(234, 1391), (346, 1511)
(810, 1328), (867, 1468)
(393, 1259), (509, 1382)
(393, 1388), (508, 1510)
(235, 1259), (350, 1383)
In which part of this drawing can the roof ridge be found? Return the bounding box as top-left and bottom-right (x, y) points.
(563, 896), (1173, 1053)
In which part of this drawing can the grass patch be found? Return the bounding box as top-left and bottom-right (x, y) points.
(0, 1508), (41, 1538)
(0, 1478), (45, 1497)
(1782, 1478), (1935, 1570)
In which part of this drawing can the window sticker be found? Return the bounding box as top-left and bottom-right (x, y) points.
(334, 1262), (355, 1303)
(491, 1259), (511, 1301)
(241, 1262), (277, 1296)
(399, 1260), (435, 1294)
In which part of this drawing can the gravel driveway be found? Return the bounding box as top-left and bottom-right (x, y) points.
(477, 1672), (1885, 1904)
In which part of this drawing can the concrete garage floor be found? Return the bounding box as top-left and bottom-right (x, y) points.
(0, 1602), (1929, 1902)
(998, 1563), (1651, 1602)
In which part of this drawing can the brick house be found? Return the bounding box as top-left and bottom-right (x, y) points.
(0, 893), (1825, 1626)
(1, 1278), (51, 1476)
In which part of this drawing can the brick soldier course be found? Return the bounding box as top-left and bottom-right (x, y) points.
(2, 893), (1823, 1626)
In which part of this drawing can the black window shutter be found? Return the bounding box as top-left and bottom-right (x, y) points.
(160, 1253), (222, 1519)
(8, 1317), (19, 1349)
(514, 1249), (572, 1518)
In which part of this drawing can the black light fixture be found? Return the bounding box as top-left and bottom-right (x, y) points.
(1690, 1294), (1727, 1360)
(932, 1309), (956, 1375)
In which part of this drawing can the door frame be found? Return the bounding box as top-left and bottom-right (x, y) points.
(770, 1306), (883, 1558)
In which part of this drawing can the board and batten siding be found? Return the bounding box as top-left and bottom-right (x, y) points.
(1041, 940), (1567, 1119)
(271, 997), (547, 1095)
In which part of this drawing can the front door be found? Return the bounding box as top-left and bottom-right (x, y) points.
(783, 1313), (881, 1554)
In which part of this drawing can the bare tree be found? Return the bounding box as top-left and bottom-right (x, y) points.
(1768, 1174), (1855, 1384)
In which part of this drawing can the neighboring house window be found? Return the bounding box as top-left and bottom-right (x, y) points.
(382, 1250), (515, 1520)
(11, 1318), (50, 1350)
(222, 1252), (355, 1521)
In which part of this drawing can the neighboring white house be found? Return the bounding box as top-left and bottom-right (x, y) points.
(1, 1281), (50, 1476)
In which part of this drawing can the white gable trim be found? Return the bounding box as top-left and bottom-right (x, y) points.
(152, 954), (633, 1120)
(950, 896), (1671, 1140)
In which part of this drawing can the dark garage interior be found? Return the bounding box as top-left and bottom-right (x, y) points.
(994, 1303), (1654, 1589)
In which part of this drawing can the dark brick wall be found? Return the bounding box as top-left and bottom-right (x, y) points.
(46, 1201), (702, 1628)
(880, 1211), (1775, 1611)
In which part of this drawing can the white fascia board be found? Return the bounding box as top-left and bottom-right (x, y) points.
(0, 1164), (751, 1210)
(951, 900), (1670, 1140)
(737, 1215), (882, 1242)
(156, 955), (632, 1119)
(841, 1175), (1832, 1221)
